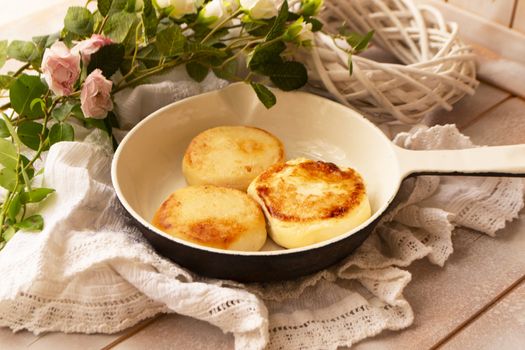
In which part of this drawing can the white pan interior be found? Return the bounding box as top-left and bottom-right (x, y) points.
(112, 83), (403, 255)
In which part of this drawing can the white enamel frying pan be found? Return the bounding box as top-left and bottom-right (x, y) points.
(112, 83), (525, 282)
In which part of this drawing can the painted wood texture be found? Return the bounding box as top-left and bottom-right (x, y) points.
(463, 97), (525, 146)
(423, 82), (510, 128)
(447, 0), (516, 26)
(111, 315), (234, 350)
(440, 280), (525, 350)
(0, 328), (122, 350)
(513, 0), (525, 33)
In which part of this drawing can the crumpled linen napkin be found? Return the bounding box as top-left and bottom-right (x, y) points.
(0, 69), (522, 350)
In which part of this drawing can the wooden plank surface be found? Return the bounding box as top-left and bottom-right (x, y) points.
(110, 315), (233, 350)
(447, 0), (517, 26)
(512, 0), (525, 33)
(463, 97), (525, 145)
(353, 219), (525, 350)
(0, 328), (122, 350)
(423, 82), (510, 128)
(440, 280), (525, 350)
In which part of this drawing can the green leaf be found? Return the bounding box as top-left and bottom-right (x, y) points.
(135, 44), (161, 67)
(70, 104), (85, 120)
(250, 82), (276, 109)
(8, 194), (21, 221)
(0, 75), (14, 90)
(127, 0), (140, 11)
(19, 155), (34, 180)
(2, 227), (16, 242)
(186, 62), (209, 82)
(185, 42), (226, 59)
(49, 123), (75, 146)
(268, 61), (308, 91)
(32, 33), (60, 49)
(156, 25), (186, 57)
(104, 11), (137, 43)
(17, 121), (46, 151)
(0, 167), (17, 191)
(98, 0), (113, 16)
(287, 11), (301, 21)
(346, 30), (374, 52)
(244, 22), (272, 37)
(0, 137), (18, 169)
(300, 0), (322, 16)
(31, 35), (49, 66)
(212, 59), (238, 80)
(193, 26), (229, 45)
(266, 0), (288, 40)
(0, 119), (9, 138)
(16, 215), (44, 231)
(248, 40), (285, 73)
(9, 75), (47, 118)
(51, 102), (74, 122)
(30, 98), (46, 114)
(87, 43), (125, 77)
(109, 0), (130, 14)
(64, 7), (94, 36)
(107, 111), (120, 129)
(355, 30), (374, 51)
(142, 0), (158, 39)
(85, 118), (109, 133)
(306, 18), (323, 32)
(7, 41), (38, 62)
(20, 188), (55, 204)
(348, 53), (353, 75)
(0, 40), (7, 69)
(31, 34), (59, 69)
(32, 34), (50, 49)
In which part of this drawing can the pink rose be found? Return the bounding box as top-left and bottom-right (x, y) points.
(42, 42), (80, 96)
(72, 34), (113, 65)
(80, 69), (113, 119)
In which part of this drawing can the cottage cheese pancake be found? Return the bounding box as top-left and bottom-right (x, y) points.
(152, 185), (267, 251)
(182, 126), (285, 191)
(247, 158), (371, 249)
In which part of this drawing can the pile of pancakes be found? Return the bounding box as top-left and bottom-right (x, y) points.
(152, 126), (371, 251)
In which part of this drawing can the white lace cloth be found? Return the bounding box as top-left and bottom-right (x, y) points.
(0, 71), (523, 350)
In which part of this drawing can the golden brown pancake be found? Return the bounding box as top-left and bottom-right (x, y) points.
(182, 126), (285, 191)
(152, 185), (267, 251)
(247, 158), (371, 248)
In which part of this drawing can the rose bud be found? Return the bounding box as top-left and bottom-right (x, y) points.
(80, 69), (114, 119)
(42, 41), (81, 96)
(72, 34), (113, 65)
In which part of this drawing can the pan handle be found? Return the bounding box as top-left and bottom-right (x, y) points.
(394, 144), (525, 178)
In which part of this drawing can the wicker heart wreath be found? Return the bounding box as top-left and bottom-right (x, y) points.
(300, 0), (478, 124)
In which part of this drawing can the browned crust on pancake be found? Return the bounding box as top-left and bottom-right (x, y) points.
(185, 219), (245, 248)
(152, 186), (259, 249)
(247, 126), (285, 161)
(183, 135), (210, 168)
(254, 160), (366, 222)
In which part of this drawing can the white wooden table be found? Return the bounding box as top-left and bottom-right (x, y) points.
(0, 1), (524, 349)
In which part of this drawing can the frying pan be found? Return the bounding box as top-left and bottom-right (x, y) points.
(111, 83), (525, 282)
